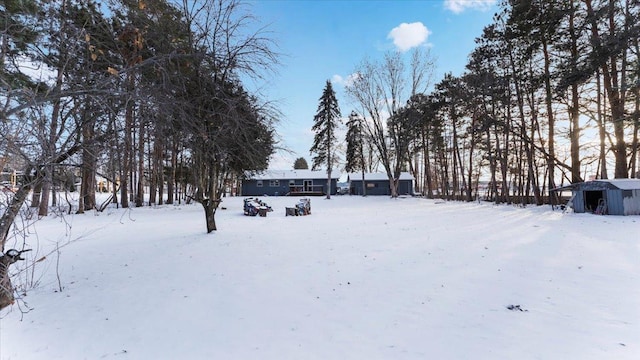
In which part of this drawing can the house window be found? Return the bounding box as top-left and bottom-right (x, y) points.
(366, 183), (377, 188)
(257, 180), (263, 187)
(289, 180), (295, 186)
(269, 180), (280, 187)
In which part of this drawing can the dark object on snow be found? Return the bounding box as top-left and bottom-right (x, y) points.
(1, 249), (31, 310)
(243, 198), (272, 217)
(506, 304), (528, 312)
(286, 198), (311, 216)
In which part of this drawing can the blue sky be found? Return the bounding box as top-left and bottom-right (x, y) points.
(245, 0), (499, 170)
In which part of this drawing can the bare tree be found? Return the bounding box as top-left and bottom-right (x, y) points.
(346, 48), (435, 197)
(177, 0), (280, 232)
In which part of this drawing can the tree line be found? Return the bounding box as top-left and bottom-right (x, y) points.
(2, 0), (281, 309)
(2, 0), (640, 240)
(1, 0), (638, 311)
(342, 0), (639, 203)
(1, 0), (279, 249)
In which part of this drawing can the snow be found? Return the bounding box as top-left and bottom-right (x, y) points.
(594, 179), (640, 190)
(1, 196), (639, 359)
(246, 169), (339, 180)
(346, 172), (415, 181)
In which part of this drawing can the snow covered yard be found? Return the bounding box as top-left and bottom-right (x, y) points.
(1, 196), (639, 359)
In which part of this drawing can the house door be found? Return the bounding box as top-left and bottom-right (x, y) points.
(304, 180), (313, 192)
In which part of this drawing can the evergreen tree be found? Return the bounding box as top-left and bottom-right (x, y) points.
(293, 157), (309, 169)
(345, 111), (366, 196)
(310, 80), (341, 199)
(345, 111), (364, 173)
(0, 0), (40, 90)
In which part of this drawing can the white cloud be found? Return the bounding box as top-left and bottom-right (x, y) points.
(331, 73), (360, 88)
(331, 74), (344, 85)
(444, 0), (496, 14)
(387, 22), (431, 52)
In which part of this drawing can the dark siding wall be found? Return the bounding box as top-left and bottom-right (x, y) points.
(242, 179), (337, 196)
(398, 180), (414, 195)
(350, 181), (363, 195)
(605, 189), (624, 215)
(571, 191), (585, 213)
(241, 180), (281, 196)
(349, 179), (413, 196)
(368, 180), (391, 195)
(349, 180), (386, 195)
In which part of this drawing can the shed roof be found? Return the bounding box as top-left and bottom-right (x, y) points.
(552, 178), (640, 191)
(347, 172), (414, 181)
(594, 179), (640, 190)
(246, 169), (339, 180)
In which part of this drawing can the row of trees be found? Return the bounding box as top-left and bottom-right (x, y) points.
(2, 0), (279, 309)
(341, 0), (639, 203)
(1, 0), (279, 244)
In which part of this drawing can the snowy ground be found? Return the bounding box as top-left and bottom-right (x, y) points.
(1, 195), (639, 359)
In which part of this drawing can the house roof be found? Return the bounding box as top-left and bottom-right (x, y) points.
(246, 169), (340, 180)
(346, 172), (414, 181)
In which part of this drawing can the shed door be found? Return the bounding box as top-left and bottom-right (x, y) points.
(584, 190), (605, 213)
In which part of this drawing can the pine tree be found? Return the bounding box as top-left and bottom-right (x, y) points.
(345, 111), (366, 196)
(293, 157), (309, 169)
(345, 111), (364, 172)
(310, 80), (341, 199)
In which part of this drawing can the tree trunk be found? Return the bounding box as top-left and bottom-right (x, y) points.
(201, 200), (217, 233)
(532, 0), (555, 205)
(0, 184), (31, 252)
(584, 0), (628, 178)
(528, 99), (542, 205)
(466, 123), (476, 202)
(360, 134), (367, 196)
(596, 70), (609, 179)
(38, 1), (68, 217)
(388, 176), (399, 198)
(38, 168), (52, 216)
(151, 131), (164, 205)
(631, 82), (639, 178)
(567, 4), (583, 183)
(487, 126), (499, 203)
(80, 118), (97, 211)
(632, 38), (640, 178)
(135, 113), (145, 207)
(30, 181), (42, 209)
(499, 111), (511, 204)
(167, 140), (177, 204)
(422, 126), (433, 198)
(0, 250), (25, 310)
(121, 76), (134, 209)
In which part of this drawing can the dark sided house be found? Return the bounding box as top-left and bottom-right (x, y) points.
(242, 170), (339, 196)
(347, 172), (415, 196)
(555, 179), (640, 215)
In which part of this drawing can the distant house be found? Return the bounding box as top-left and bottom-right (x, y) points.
(556, 179), (640, 215)
(347, 172), (415, 196)
(241, 170), (339, 196)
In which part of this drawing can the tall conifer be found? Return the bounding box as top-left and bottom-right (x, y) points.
(310, 80), (341, 199)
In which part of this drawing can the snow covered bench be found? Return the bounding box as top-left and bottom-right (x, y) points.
(285, 198), (311, 216)
(243, 198), (272, 217)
